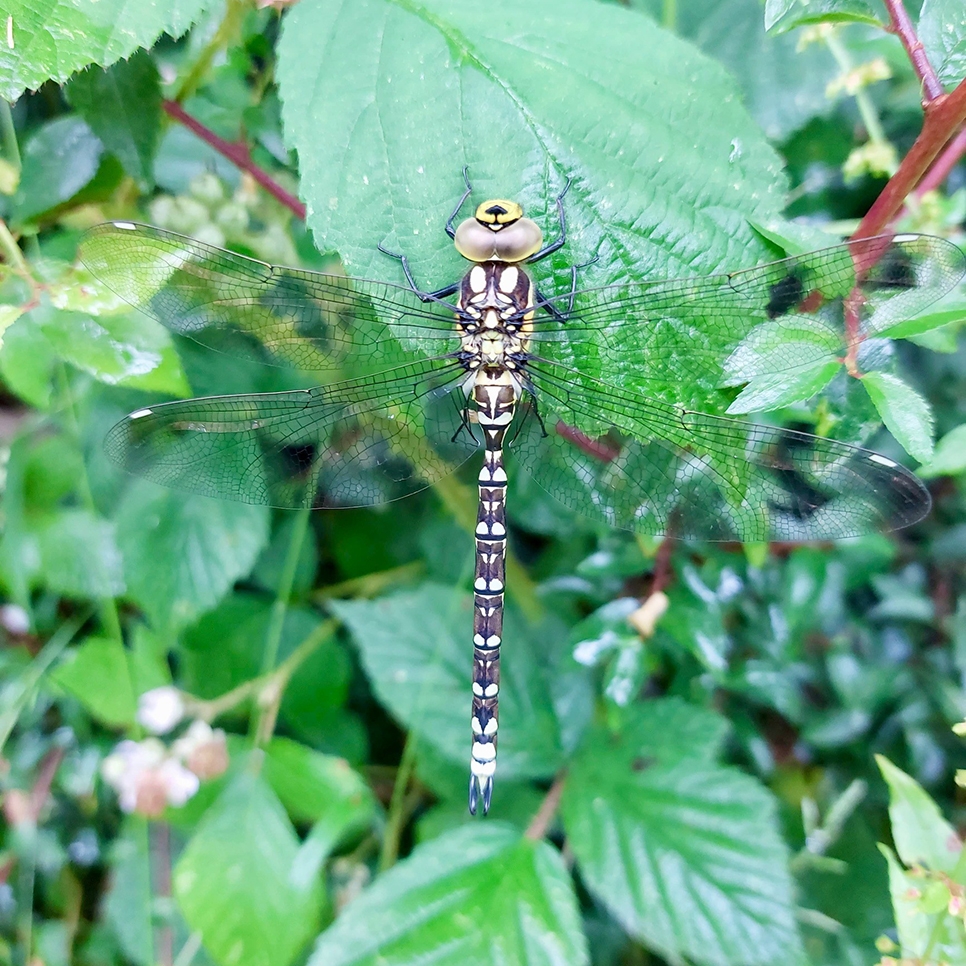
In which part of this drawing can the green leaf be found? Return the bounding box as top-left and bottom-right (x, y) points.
(65, 51), (162, 187)
(11, 117), (102, 224)
(330, 585), (563, 783)
(919, 0), (966, 87)
(51, 636), (136, 727)
(765, 0), (882, 33)
(308, 824), (588, 966)
(0, 0), (209, 102)
(263, 738), (375, 871)
(726, 360), (839, 413)
(919, 424), (966, 478)
(174, 771), (323, 966)
(876, 756), (963, 873)
(31, 303), (190, 396)
(561, 699), (804, 966)
(36, 508), (125, 599)
(875, 304), (966, 340)
(0, 314), (55, 408)
(861, 371), (935, 463)
(115, 483), (270, 631)
(277, 0), (787, 290)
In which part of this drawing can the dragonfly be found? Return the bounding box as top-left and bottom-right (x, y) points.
(79, 174), (965, 814)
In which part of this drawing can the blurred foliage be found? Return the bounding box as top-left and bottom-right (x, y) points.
(1, 1), (966, 965)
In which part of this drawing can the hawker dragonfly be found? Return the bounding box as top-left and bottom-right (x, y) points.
(80, 176), (965, 814)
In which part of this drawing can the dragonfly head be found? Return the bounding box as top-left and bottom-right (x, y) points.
(454, 199), (543, 263)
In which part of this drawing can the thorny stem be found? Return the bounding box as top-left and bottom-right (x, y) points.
(882, 0), (945, 102)
(525, 771), (567, 840)
(854, 79), (966, 240)
(162, 100), (306, 218)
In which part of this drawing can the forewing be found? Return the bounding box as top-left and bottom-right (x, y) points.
(79, 223), (460, 376)
(530, 234), (965, 404)
(106, 359), (477, 507)
(512, 360), (930, 541)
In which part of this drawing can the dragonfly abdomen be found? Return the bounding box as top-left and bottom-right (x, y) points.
(468, 371), (517, 815)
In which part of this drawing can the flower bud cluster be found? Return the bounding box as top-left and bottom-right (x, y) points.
(100, 688), (229, 818)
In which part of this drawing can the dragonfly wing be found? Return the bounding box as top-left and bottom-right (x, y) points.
(79, 223), (459, 376)
(106, 360), (477, 507)
(530, 234), (965, 401)
(514, 360), (930, 541)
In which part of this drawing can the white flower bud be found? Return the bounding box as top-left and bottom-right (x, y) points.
(137, 687), (185, 735)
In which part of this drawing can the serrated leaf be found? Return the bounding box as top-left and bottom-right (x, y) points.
(726, 359), (839, 413)
(0, 0), (210, 102)
(65, 50), (161, 187)
(329, 585), (563, 782)
(174, 771), (323, 966)
(11, 117), (102, 224)
(562, 699), (804, 966)
(308, 824), (588, 966)
(861, 371), (934, 463)
(919, 424), (966, 478)
(876, 756), (963, 873)
(115, 482), (270, 631)
(51, 636), (135, 726)
(35, 508), (125, 599)
(277, 0), (787, 291)
(875, 304), (966, 340)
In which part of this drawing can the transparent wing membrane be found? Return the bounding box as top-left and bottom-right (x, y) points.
(106, 360), (476, 507)
(514, 360), (930, 541)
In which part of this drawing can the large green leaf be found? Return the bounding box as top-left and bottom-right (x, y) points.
(51, 635), (135, 727)
(277, 0), (786, 288)
(114, 482), (270, 630)
(174, 771), (323, 966)
(329, 584), (563, 784)
(0, 0), (210, 102)
(561, 699), (804, 966)
(308, 824), (588, 966)
(861, 371), (935, 463)
(36, 508), (125, 599)
(64, 51), (162, 188)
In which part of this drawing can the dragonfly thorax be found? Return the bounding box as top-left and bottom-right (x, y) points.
(453, 198), (543, 263)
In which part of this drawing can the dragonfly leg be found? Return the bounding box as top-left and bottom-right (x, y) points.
(445, 166), (474, 240)
(528, 177), (573, 264)
(533, 251), (600, 322)
(376, 243), (460, 301)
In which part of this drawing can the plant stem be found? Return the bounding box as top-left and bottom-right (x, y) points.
(525, 771), (567, 840)
(882, 0), (944, 101)
(162, 100), (306, 218)
(855, 79), (966, 239)
(173, 0), (248, 104)
(824, 30), (891, 152)
(379, 731), (420, 871)
(0, 98), (20, 172)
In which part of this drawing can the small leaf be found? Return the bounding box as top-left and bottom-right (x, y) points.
(919, 424), (966, 478)
(308, 825), (588, 966)
(262, 737), (375, 862)
(11, 117), (102, 223)
(861, 371), (934, 463)
(876, 756), (963, 873)
(876, 304), (966, 340)
(65, 51), (162, 187)
(726, 360), (839, 413)
(115, 483), (270, 631)
(562, 699), (804, 966)
(766, 0), (882, 34)
(52, 636), (136, 727)
(174, 772), (323, 966)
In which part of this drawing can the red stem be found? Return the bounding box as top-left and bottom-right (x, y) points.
(882, 0), (945, 101)
(525, 771), (566, 840)
(162, 100), (306, 220)
(854, 80), (966, 239)
(554, 420), (620, 462)
(915, 126), (966, 196)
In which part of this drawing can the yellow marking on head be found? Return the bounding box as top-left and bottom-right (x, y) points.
(475, 200), (523, 226)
